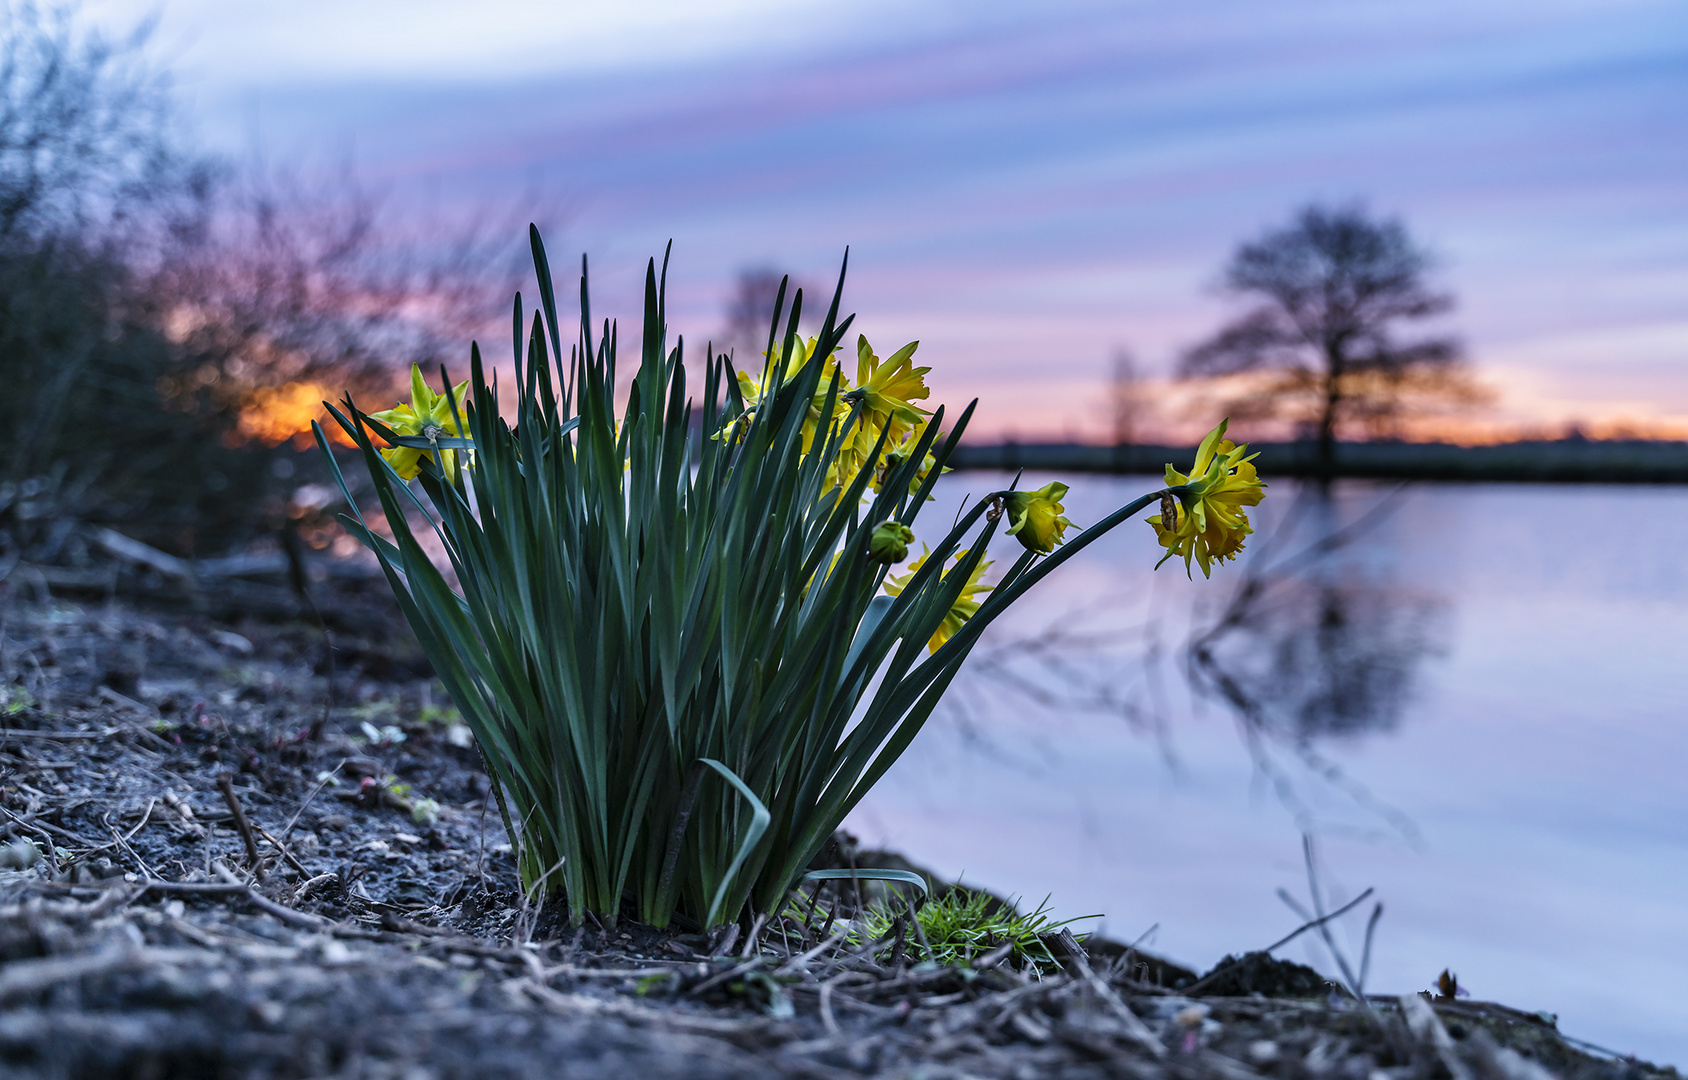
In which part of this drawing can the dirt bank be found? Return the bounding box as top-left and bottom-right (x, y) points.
(0, 597), (1674, 1079)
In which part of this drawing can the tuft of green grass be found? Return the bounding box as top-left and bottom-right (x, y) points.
(2, 686), (35, 715)
(417, 703), (462, 726)
(852, 888), (1096, 974)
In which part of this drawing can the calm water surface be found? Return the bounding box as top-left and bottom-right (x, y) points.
(846, 476), (1688, 1065)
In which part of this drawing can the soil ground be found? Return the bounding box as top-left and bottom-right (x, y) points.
(0, 594), (1677, 1080)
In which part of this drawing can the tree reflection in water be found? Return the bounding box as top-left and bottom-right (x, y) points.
(1184, 485), (1446, 839)
(1188, 486), (1446, 742)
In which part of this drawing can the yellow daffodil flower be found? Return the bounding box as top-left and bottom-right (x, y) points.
(884, 547), (993, 653)
(726, 335), (937, 501)
(1003, 481), (1075, 554)
(1148, 419), (1265, 578)
(368, 365), (471, 481)
(853, 336), (930, 442)
(730, 336), (852, 456)
(825, 408), (890, 493)
(739, 336), (845, 421)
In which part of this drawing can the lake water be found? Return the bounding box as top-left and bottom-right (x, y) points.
(846, 475), (1688, 1066)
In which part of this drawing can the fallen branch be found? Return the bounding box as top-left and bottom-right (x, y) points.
(94, 529), (194, 583)
(216, 773), (265, 882)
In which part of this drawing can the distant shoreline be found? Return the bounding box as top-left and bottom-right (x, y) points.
(949, 439), (1688, 484)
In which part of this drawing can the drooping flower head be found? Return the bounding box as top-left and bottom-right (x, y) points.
(1148, 419), (1264, 578)
(884, 547), (993, 653)
(368, 365), (471, 481)
(1003, 481), (1075, 554)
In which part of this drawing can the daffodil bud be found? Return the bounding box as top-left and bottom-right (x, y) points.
(1003, 481), (1075, 554)
(867, 521), (915, 564)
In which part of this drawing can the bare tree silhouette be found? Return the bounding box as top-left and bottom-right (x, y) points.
(721, 265), (813, 358)
(1108, 347), (1143, 447)
(1182, 204), (1480, 473)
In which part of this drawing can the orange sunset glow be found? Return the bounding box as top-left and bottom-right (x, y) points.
(234, 381), (353, 449)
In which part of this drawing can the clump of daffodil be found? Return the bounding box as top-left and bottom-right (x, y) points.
(884, 547), (992, 653)
(368, 364), (471, 482)
(1148, 419), (1265, 578)
(322, 233), (1271, 935)
(1003, 481), (1075, 554)
(867, 521), (915, 564)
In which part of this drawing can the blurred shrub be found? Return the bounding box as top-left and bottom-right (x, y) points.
(0, 4), (522, 562)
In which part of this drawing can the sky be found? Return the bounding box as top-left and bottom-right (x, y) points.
(87, 0), (1688, 441)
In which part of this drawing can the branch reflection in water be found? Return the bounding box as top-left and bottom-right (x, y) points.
(954, 481), (1448, 841)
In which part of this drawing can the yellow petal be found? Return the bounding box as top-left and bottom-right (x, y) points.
(410, 364), (433, 413)
(370, 403), (422, 436)
(1190, 418), (1229, 477)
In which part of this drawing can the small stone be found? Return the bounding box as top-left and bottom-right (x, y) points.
(250, 1000), (286, 1026)
(1250, 1040), (1281, 1064)
(209, 630), (254, 655)
(318, 940), (353, 965)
